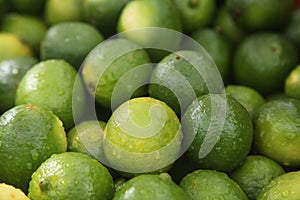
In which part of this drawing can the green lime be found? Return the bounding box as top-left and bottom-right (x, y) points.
(284, 9), (300, 48)
(174, 0), (216, 33)
(81, 38), (152, 109)
(15, 59), (85, 130)
(82, 0), (129, 37)
(0, 105), (67, 192)
(233, 32), (298, 95)
(0, 56), (37, 113)
(103, 97), (182, 174)
(285, 64), (300, 99)
(226, 0), (295, 31)
(113, 173), (189, 200)
(182, 94), (253, 172)
(1, 13), (47, 53)
(230, 155), (285, 200)
(44, 0), (82, 26)
(28, 152), (114, 200)
(148, 50), (222, 116)
(179, 169), (248, 200)
(0, 33), (33, 62)
(254, 98), (300, 168)
(191, 28), (232, 83)
(10, 0), (46, 15)
(0, 183), (30, 200)
(67, 120), (106, 161)
(225, 84), (265, 119)
(257, 171), (300, 200)
(41, 21), (103, 69)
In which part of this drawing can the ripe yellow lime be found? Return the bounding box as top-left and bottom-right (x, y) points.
(0, 183), (29, 200)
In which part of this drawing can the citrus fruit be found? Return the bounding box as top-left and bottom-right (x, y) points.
(0, 56), (37, 113)
(0, 183), (30, 200)
(67, 120), (106, 161)
(225, 84), (265, 119)
(179, 169), (248, 200)
(257, 171), (300, 200)
(40, 21), (103, 69)
(284, 9), (300, 48)
(0, 0), (10, 19)
(230, 155), (285, 200)
(1, 13), (47, 53)
(15, 59), (85, 130)
(103, 97), (182, 174)
(10, 0), (46, 15)
(226, 0), (295, 31)
(82, 0), (129, 37)
(174, 0), (216, 33)
(285, 64), (300, 99)
(148, 50), (223, 116)
(0, 33), (33, 62)
(191, 28), (232, 83)
(253, 98), (300, 168)
(28, 152), (114, 200)
(113, 173), (189, 200)
(0, 105), (67, 192)
(233, 32), (298, 95)
(45, 0), (82, 25)
(182, 94), (253, 172)
(81, 38), (152, 109)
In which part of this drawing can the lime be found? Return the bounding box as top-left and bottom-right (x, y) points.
(0, 183), (29, 200)
(174, 0), (216, 33)
(179, 169), (248, 200)
(0, 105), (67, 192)
(45, 0), (82, 25)
(233, 32), (298, 95)
(226, 0), (295, 31)
(15, 59), (85, 130)
(285, 64), (300, 99)
(225, 84), (265, 119)
(10, 0), (46, 15)
(41, 21), (103, 69)
(113, 173), (189, 200)
(103, 97), (182, 174)
(0, 56), (37, 113)
(81, 38), (152, 109)
(231, 155), (285, 200)
(257, 171), (300, 200)
(284, 9), (300, 48)
(0, 33), (33, 62)
(1, 13), (47, 53)
(182, 94), (253, 172)
(67, 120), (106, 161)
(148, 50), (222, 116)
(82, 0), (129, 37)
(253, 98), (300, 168)
(28, 152), (114, 200)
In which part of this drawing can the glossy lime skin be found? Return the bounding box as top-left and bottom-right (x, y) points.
(0, 105), (67, 192)
(113, 173), (189, 200)
(285, 64), (300, 99)
(28, 152), (114, 200)
(179, 169), (248, 200)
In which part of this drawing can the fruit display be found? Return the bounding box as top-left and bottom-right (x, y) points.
(0, 0), (300, 199)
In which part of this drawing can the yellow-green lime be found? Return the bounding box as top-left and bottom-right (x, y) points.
(285, 64), (300, 99)
(0, 105), (67, 192)
(0, 56), (37, 113)
(28, 152), (114, 200)
(253, 98), (300, 168)
(179, 169), (248, 200)
(182, 94), (253, 172)
(257, 171), (300, 200)
(113, 173), (189, 200)
(0, 183), (30, 200)
(230, 155), (285, 200)
(103, 97), (183, 174)
(15, 59), (85, 130)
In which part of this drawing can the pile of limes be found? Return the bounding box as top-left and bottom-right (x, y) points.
(1, 0), (300, 199)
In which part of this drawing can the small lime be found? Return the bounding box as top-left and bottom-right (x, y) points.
(0, 183), (30, 200)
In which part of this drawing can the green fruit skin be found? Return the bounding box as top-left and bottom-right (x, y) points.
(113, 173), (189, 200)
(179, 169), (248, 200)
(10, 0), (46, 14)
(285, 64), (300, 99)
(28, 152), (114, 200)
(0, 56), (38, 113)
(0, 105), (67, 192)
(285, 9), (300, 48)
(230, 155), (285, 200)
(182, 94), (253, 173)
